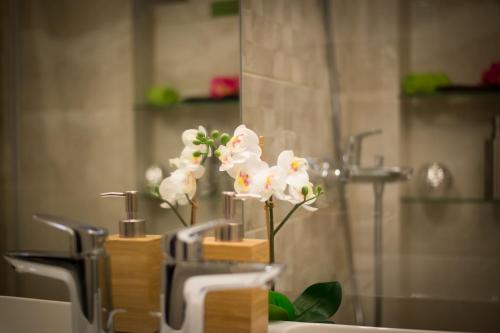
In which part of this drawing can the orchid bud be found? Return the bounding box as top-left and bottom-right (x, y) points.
(211, 130), (220, 139)
(192, 151), (202, 157)
(315, 185), (323, 195)
(301, 186), (309, 198)
(196, 132), (205, 140)
(214, 149), (221, 158)
(206, 139), (214, 146)
(193, 140), (202, 145)
(220, 133), (230, 145)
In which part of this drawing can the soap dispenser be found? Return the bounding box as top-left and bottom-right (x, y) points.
(203, 191), (269, 333)
(102, 191), (162, 333)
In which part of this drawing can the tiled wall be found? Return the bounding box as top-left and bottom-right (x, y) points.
(328, 1), (403, 309)
(241, 0), (343, 299)
(11, 0), (136, 300)
(242, 0), (500, 327)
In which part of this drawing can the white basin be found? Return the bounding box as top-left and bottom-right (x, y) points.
(0, 296), (464, 333)
(0, 296), (71, 333)
(269, 322), (461, 333)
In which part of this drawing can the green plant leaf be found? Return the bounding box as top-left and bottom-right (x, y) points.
(269, 304), (289, 321)
(293, 281), (342, 323)
(269, 290), (296, 320)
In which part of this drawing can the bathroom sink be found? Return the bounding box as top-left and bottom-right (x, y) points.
(268, 322), (460, 333)
(0, 296), (71, 333)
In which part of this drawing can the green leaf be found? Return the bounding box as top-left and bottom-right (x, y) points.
(269, 291), (296, 320)
(269, 304), (289, 321)
(293, 281), (342, 323)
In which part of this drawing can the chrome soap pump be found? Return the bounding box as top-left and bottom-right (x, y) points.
(214, 191), (262, 241)
(101, 190), (146, 237)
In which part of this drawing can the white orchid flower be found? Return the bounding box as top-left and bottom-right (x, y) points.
(217, 125), (262, 177)
(217, 145), (257, 178)
(179, 146), (204, 170)
(169, 146), (204, 175)
(277, 150), (309, 187)
(158, 167), (202, 208)
(145, 165), (163, 186)
(233, 155), (268, 194)
(227, 125), (262, 155)
(169, 158), (180, 169)
(182, 125), (209, 155)
(252, 165), (287, 201)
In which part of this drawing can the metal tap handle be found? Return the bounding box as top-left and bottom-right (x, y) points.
(165, 219), (229, 262)
(100, 191), (138, 219)
(346, 129), (383, 166)
(349, 128), (382, 141)
(33, 214), (108, 257)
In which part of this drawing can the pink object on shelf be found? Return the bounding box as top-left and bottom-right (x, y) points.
(210, 76), (239, 99)
(482, 62), (500, 86)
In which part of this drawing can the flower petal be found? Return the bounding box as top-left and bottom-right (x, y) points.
(182, 129), (198, 147)
(301, 204), (318, 212)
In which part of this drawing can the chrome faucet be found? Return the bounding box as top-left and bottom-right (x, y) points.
(160, 220), (284, 333)
(344, 129), (383, 169)
(4, 214), (117, 333)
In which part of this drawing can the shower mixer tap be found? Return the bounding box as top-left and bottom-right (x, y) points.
(344, 128), (383, 169)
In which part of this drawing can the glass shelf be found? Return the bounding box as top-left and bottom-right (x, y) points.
(401, 196), (500, 204)
(136, 97), (239, 112)
(401, 90), (500, 102)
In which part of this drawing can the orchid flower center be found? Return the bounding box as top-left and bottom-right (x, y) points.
(237, 172), (251, 188)
(290, 159), (301, 172)
(229, 134), (243, 149)
(265, 176), (272, 190)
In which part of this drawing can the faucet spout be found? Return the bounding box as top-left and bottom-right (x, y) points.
(182, 264), (284, 333)
(4, 214), (112, 333)
(160, 220), (285, 333)
(4, 253), (107, 333)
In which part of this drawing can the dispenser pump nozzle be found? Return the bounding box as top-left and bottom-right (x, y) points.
(216, 191), (261, 242)
(100, 190), (145, 238)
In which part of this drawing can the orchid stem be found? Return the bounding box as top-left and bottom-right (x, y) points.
(272, 195), (321, 237)
(162, 200), (188, 228)
(267, 197), (275, 265)
(273, 203), (300, 237)
(185, 194), (198, 226)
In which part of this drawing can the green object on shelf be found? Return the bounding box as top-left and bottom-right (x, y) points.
(147, 86), (180, 107)
(402, 73), (451, 95)
(211, 0), (239, 17)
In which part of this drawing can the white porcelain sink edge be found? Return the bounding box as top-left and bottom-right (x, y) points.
(0, 296), (465, 333)
(268, 321), (464, 333)
(0, 295), (71, 333)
